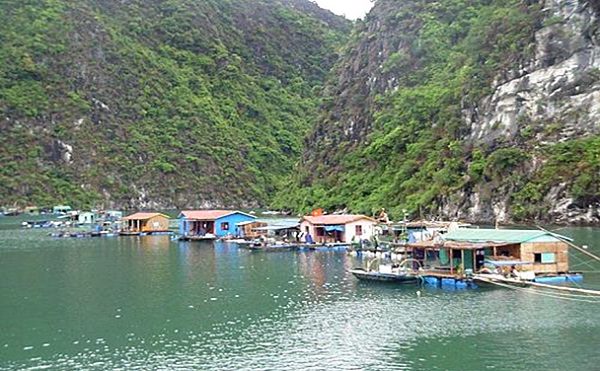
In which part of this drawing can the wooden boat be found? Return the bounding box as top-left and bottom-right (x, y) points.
(120, 230), (141, 236)
(350, 267), (418, 283)
(178, 234), (215, 241)
(304, 242), (351, 251)
(248, 244), (302, 251)
(350, 258), (420, 284)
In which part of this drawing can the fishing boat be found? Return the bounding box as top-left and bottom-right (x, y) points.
(304, 242), (351, 251)
(248, 243), (302, 251)
(179, 233), (217, 241)
(350, 258), (419, 284)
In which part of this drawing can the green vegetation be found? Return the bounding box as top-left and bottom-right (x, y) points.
(512, 137), (600, 220)
(274, 0), (600, 218)
(0, 0), (350, 208)
(2, 0), (596, 221)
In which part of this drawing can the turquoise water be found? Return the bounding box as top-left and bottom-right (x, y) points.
(1, 220), (600, 370)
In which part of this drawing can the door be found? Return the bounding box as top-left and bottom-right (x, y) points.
(475, 249), (485, 271)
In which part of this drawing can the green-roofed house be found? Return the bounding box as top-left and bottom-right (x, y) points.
(443, 228), (570, 275)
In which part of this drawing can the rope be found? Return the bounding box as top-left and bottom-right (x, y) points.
(537, 225), (600, 263)
(475, 276), (600, 296)
(535, 226), (600, 299)
(569, 247), (599, 271)
(482, 279), (600, 303)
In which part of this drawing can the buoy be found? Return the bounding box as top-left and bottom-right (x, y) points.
(416, 290), (421, 297)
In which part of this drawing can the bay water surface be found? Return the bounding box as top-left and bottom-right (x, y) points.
(1, 219), (600, 370)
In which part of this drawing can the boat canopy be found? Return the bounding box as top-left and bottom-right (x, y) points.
(324, 225), (345, 232)
(484, 259), (529, 267)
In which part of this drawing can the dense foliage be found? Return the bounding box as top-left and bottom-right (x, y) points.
(0, 0), (350, 208)
(275, 0), (600, 222)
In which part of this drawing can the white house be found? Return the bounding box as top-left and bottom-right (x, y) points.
(300, 215), (377, 244)
(78, 211), (96, 224)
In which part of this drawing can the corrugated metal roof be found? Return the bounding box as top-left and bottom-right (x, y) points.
(122, 212), (169, 220)
(444, 229), (566, 243)
(302, 215), (376, 225)
(180, 210), (256, 221)
(409, 239), (510, 249)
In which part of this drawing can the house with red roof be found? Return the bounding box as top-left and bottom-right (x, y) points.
(120, 212), (170, 235)
(300, 214), (377, 244)
(178, 210), (256, 238)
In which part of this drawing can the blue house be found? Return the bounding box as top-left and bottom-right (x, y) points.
(179, 210), (256, 237)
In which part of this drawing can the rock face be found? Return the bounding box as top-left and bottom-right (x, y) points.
(465, 0), (600, 223)
(469, 0), (600, 144)
(302, 0), (411, 173)
(286, 0), (600, 225)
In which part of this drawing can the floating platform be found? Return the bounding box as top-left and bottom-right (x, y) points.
(420, 274), (478, 289)
(422, 272), (586, 290)
(51, 231), (119, 238)
(534, 274), (583, 284)
(238, 242), (351, 251)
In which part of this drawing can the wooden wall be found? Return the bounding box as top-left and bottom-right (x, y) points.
(520, 242), (569, 274)
(242, 222), (268, 238)
(142, 216), (170, 231)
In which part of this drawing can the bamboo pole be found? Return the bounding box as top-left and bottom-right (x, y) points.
(536, 226), (600, 263)
(474, 275), (600, 296)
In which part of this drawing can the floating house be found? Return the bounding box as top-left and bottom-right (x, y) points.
(53, 205), (72, 215)
(120, 213), (170, 235)
(78, 211), (96, 224)
(179, 210), (256, 238)
(410, 228), (575, 288)
(300, 215), (377, 244)
(445, 229), (570, 275)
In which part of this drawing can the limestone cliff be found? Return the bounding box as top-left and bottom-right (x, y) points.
(280, 0), (600, 224)
(464, 0), (600, 223)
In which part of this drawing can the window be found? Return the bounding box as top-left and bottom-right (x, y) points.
(355, 225), (363, 236)
(316, 227), (324, 237)
(221, 222), (230, 231)
(534, 252), (556, 263)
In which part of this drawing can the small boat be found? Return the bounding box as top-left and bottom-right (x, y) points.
(119, 230), (140, 236)
(304, 243), (351, 251)
(350, 267), (418, 283)
(179, 233), (216, 241)
(248, 243), (302, 251)
(350, 258), (419, 284)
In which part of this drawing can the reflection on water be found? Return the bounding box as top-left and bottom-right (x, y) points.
(1, 226), (600, 370)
